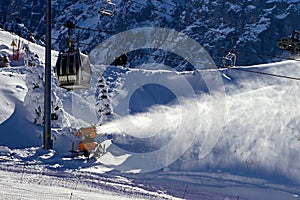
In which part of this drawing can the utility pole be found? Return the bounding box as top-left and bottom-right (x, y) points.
(44, 0), (52, 149)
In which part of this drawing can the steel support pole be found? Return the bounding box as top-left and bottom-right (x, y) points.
(44, 0), (52, 149)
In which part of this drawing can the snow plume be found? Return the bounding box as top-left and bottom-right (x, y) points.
(23, 65), (70, 128)
(172, 80), (300, 183)
(221, 83), (300, 182)
(95, 66), (300, 182)
(96, 94), (224, 173)
(97, 84), (300, 182)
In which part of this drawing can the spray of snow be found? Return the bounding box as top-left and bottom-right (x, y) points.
(94, 62), (300, 182)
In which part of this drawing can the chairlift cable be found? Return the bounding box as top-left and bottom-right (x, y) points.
(1, 4), (290, 48)
(204, 45), (300, 62)
(228, 67), (300, 81)
(1, 11), (282, 52)
(5, 11), (300, 63)
(51, 28), (286, 62)
(6, 4), (300, 83)
(8, 20), (300, 82)
(51, 35), (300, 64)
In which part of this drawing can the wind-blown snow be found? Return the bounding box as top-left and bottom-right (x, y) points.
(92, 61), (300, 184)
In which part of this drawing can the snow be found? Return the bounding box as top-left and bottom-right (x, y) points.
(276, 12), (290, 19)
(0, 146), (11, 155)
(0, 28), (300, 200)
(225, 2), (242, 13)
(0, 170), (157, 200)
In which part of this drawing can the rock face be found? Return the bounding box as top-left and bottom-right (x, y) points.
(1, 0), (300, 67)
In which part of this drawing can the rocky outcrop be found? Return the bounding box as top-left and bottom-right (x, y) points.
(1, 0), (300, 67)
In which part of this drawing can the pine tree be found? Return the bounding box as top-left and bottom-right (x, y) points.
(95, 76), (113, 126)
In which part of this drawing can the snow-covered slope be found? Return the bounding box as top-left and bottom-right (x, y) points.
(1, 28), (300, 199)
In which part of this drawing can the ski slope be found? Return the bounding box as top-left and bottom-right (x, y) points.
(0, 29), (300, 199)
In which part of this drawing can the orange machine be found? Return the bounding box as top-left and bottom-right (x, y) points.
(75, 125), (97, 152)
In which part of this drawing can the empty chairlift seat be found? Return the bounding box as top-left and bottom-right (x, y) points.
(99, 0), (116, 17)
(222, 51), (236, 68)
(277, 30), (300, 53)
(55, 49), (92, 90)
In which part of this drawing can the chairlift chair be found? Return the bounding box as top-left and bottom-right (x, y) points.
(277, 30), (300, 53)
(99, 0), (116, 17)
(222, 51), (236, 68)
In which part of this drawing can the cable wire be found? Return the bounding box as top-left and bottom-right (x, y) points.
(4, 3), (300, 64)
(228, 67), (300, 81)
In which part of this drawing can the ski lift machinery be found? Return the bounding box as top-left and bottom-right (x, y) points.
(98, 0), (116, 17)
(55, 21), (92, 90)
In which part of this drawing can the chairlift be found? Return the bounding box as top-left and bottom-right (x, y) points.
(222, 51), (236, 68)
(55, 21), (92, 91)
(277, 30), (300, 53)
(99, 0), (116, 17)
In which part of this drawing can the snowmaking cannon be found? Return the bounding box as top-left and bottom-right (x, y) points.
(277, 30), (300, 53)
(75, 126), (97, 151)
(70, 125), (106, 158)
